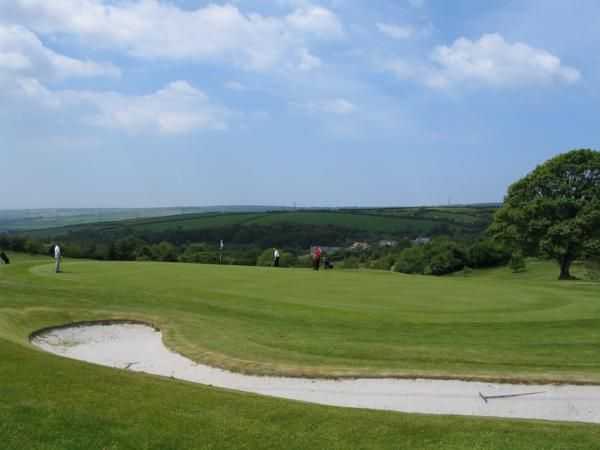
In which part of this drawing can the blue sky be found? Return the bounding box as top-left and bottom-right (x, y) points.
(1, 0), (598, 209)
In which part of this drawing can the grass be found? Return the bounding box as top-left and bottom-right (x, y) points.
(1, 254), (600, 449)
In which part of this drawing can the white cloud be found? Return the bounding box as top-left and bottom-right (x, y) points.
(1, 0), (343, 72)
(300, 98), (357, 115)
(431, 34), (580, 87)
(12, 79), (229, 135)
(0, 24), (119, 80)
(385, 33), (581, 89)
(14, 77), (63, 108)
(297, 48), (322, 71)
(384, 59), (449, 89)
(86, 81), (229, 134)
(377, 23), (415, 40)
(385, 59), (422, 80)
(286, 6), (344, 39)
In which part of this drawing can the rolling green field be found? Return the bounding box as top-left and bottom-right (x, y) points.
(115, 210), (446, 234)
(2, 254), (600, 449)
(27, 206), (497, 240)
(0, 206), (286, 232)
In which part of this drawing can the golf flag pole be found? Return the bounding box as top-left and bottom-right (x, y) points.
(219, 240), (224, 264)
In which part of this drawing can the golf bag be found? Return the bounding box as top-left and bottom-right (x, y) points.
(0, 251), (9, 265)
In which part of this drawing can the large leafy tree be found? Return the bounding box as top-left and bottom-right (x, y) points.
(490, 149), (600, 279)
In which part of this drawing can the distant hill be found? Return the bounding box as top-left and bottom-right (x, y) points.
(0, 206), (290, 232)
(23, 205), (500, 243)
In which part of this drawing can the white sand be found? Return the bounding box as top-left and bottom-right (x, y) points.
(31, 323), (600, 423)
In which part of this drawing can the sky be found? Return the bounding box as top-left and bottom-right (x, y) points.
(1, 0), (599, 209)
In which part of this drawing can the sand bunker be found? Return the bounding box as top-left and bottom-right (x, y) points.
(31, 322), (600, 423)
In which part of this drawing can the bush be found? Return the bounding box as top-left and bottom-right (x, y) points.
(110, 237), (144, 261)
(257, 249), (276, 266)
(468, 239), (511, 268)
(24, 239), (43, 255)
(280, 252), (298, 267)
(427, 240), (467, 275)
(91, 243), (110, 260)
(295, 254), (313, 268)
(152, 241), (178, 262)
(394, 246), (426, 274)
(369, 255), (396, 271)
(136, 245), (154, 261)
(342, 256), (360, 269)
(394, 239), (469, 276)
(62, 243), (81, 258)
(584, 259), (600, 281)
(510, 250), (526, 273)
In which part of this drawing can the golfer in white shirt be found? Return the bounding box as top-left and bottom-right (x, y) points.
(54, 244), (62, 273)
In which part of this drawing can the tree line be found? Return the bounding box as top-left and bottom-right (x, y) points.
(0, 231), (512, 274)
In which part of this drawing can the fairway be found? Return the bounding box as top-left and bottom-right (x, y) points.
(3, 255), (600, 449)
(3, 255), (600, 382)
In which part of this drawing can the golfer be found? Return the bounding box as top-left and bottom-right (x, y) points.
(273, 248), (281, 267)
(312, 246), (322, 271)
(54, 244), (62, 273)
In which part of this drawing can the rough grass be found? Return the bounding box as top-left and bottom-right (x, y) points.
(1, 254), (600, 449)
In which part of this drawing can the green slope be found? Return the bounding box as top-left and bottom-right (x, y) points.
(2, 255), (600, 449)
(2, 255), (599, 381)
(5, 339), (600, 450)
(27, 206), (496, 239)
(0, 206), (289, 232)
